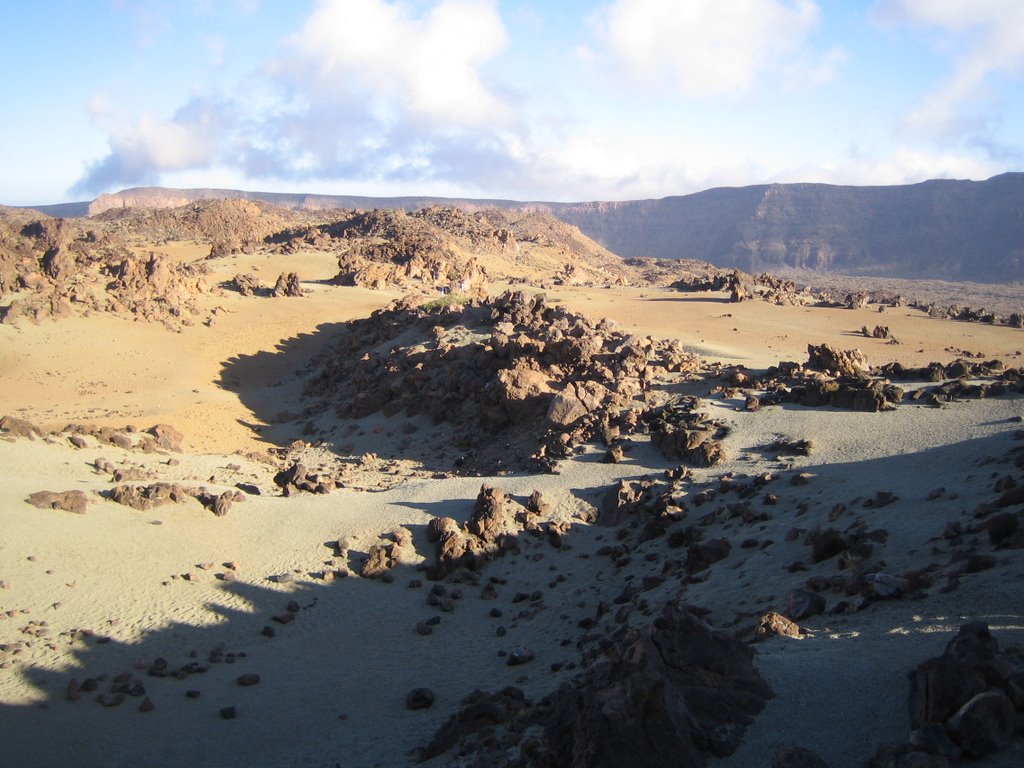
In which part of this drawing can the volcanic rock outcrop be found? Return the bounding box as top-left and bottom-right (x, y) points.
(729, 346), (1024, 414)
(865, 622), (1024, 765)
(0, 215), (212, 328)
(302, 290), (704, 472)
(419, 603), (773, 766)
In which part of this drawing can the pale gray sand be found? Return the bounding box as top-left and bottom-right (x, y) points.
(1, 393), (1022, 767)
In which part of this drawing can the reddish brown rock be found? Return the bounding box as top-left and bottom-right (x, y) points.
(0, 415), (43, 439)
(147, 423), (184, 452)
(805, 344), (871, 377)
(466, 485), (518, 545)
(109, 483), (193, 511)
(755, 611), (802, 641)
(27, 490), (88, 515)
(272, 271), (303, 297)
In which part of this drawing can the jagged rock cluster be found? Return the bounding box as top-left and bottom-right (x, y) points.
(105, 483), (243, 516)
(0, 205), (313, 328)
(2, 237), (213, 329)
(421, 485), (554, 581)
(671, 269), (814, 306)
(718, 344), (1024, 413)
(866, 622), (1024, 766)
(96, 198), (299, 252)
(0, 416), (183, 452)
(336, 244), (488, 297)
(671, 266), (1024, 328)
(643, 401), (729, 466)
(418, 603), (773, 767)
(302, 290), (704, 472)
(2, 416), (246, 517)
(923, 302), (1024, 329)
(269, 205), (629, 290)
(224, 270), (304, 298)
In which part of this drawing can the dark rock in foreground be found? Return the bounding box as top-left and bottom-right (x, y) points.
(866, 622), (1024, 765)
(419, 603), (772, 766)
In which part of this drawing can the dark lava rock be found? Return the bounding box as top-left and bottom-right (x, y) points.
(786, 589), (826, 621)
(420, 687), (528, 761)
(507, 646), (535, 666)
(909, 622), (1022, 760)
(686, 538), (731, 574)
(946, 691), (1016, 757)
(406, 688), (436, 710)
(772, 746), (831, 768)
(420, 603), (773, 766)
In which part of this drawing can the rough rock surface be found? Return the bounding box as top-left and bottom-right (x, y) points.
(26, 490), (89, 515)
(271, 272), (303, 297)
(425, 485), (532, 579)
(303, 290), (703, 473)
(878, 622), (1024, 762)
(743, 348), (1023, 414)
(419, 603), (773, 766)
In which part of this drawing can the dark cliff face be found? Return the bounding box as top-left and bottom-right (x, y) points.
(550, 174), (1024, 282)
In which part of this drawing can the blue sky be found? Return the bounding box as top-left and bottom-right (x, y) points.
(1, 0), (1022, 205)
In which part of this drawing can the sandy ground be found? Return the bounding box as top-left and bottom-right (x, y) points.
(1, 248), (1023, 767)
(0, 246), (401, 453)
(554, 284), (1023, 370)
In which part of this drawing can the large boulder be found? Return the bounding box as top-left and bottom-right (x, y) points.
(147, 423), (184, 452)
(420, 603), (773, 766)
(466, 485), (519, 545)
(272, 272), (303, 297)
(805, 344), (871, 377)
(27, 490), (88, 515)
(907, 622), (1024, 760)
(0, 415), (43, 439)
(496, 366), (555, 425)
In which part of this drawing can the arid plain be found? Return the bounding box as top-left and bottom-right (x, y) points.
(1, 202), (1022, 767)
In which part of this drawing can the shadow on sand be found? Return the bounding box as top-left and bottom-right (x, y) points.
(215, 315), (594, 475)
(2, 425), (1024, 766)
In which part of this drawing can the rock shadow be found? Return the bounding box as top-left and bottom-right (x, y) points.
(0, 480), (686, 768)
(216, 293), (714, 478)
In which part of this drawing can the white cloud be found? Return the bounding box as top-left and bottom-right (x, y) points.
(73, 97), (225, 194)
(512, 126), (770, 201)
(592, 0), (823, 96)
(112, 115), (215, 171)
(776, 146), (1002, 188)
(289, 0), (510, 127)
(71, 1), (1011, 202)
(874, 0), (1024, 138)
(74, 0), (517, 195)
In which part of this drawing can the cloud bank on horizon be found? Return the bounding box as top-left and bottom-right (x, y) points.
(2, 0), (1022, 204)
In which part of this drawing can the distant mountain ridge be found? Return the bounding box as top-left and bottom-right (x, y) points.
(85, 187), (527, 217)
(20, 173), (1024, 282)
(547, 174), (1024, 282)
